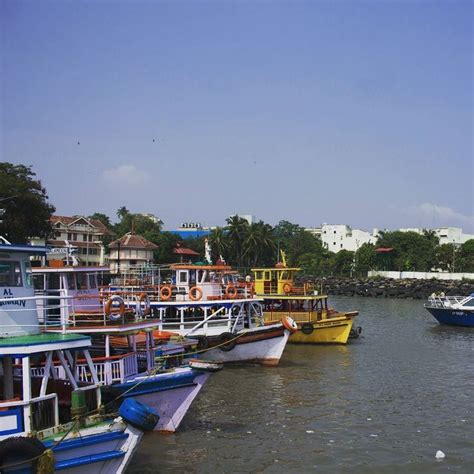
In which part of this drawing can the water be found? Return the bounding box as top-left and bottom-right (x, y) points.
(128, 297), (474, 473)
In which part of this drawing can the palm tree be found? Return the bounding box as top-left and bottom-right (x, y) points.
(225, 215), (249, 267)
(209, 227), (228, 262)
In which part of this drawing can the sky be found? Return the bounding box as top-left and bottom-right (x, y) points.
(1, 0), (473, 232)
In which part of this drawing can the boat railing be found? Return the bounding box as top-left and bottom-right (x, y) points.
(0, 393), (59, 435)
(426, 294), (469, 309)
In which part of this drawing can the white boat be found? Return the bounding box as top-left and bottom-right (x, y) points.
(32, 264), (216, 432)
(106, 263), (296, 366)
(0, 243), (148, 473)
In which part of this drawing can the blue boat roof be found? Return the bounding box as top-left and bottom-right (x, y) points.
(0, 244), (49, 255)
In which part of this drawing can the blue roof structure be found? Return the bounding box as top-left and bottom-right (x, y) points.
(0, 244), (49, 254)
(170, 230), (211, 239)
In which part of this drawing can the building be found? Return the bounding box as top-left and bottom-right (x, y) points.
(399, 227), (474, 246)
(31, 215), (114, 266)
(136, 213), (164, 226)
(172, 222), (213, 239)
(173, 243), (200, 262)
(312, 224), (378, 253)
(108, 232), (158, 273)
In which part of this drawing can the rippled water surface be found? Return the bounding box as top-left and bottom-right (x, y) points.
(128, 297), (474, 473)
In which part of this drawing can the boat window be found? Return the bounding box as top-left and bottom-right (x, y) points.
(0, 260), (22, 287)
(462, 298), (474, 307)
(178, 271), (188, 284)
(255, 271), (263, 280)
(23, 261), (33, 288)
(76, 273), (88, 290)
(33, 274), (45, 290)
(280, 271), (289, 280)
(66, 273), (76, 290)
(264, 271), (270, 280)
(88, 273), (97, 289)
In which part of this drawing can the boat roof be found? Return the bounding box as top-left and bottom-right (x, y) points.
(0, 244), (49, 255)
(47, 319), (163, 335)
(32, 266), (109, 273)
(0, 332), (90, 355)
(251, 267), (301, 272)
(259, 294), (328, 300)
(171, 264), (233, 271)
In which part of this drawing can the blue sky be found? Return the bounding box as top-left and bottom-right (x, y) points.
(1, 0), (473, 231)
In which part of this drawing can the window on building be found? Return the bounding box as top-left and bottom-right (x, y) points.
(0, 261), (22, 287)
(76, 273), (88, 290)
(340, 244), (343, 248)
(67, 233), (72, 240)
(66, 273), (76, 290)
(83, 234), (87, 242)
(334, 230), (336, 234)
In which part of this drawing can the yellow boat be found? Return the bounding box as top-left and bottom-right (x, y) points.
(251, 253), (360, 344)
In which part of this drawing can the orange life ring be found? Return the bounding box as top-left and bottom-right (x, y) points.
(189, 286), (203, 301)
(283, 282), (293, 294)
(225, 284), (238, 299)
(139, 292), (151, 315)
(160, 285), (173, 301)
(104, 295), (126, 321)
(281, 315), (298, 333)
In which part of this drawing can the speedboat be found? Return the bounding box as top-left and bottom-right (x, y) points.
(425, 293), (474, 327)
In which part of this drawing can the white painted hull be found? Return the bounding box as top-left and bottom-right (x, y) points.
(131, 371), (210, 432)
(204, 327), (290, 366)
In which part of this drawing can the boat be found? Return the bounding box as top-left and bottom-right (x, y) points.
(104, 263), (296, 366)
(32, 263), (217, 433)
(0, 243), (153, 473)
(251, 253), (361, 344)
(424, 293), (474, 327)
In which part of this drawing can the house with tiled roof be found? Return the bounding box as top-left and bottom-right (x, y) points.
(108, 232), (158, 273)
(31, 215), (115, 266)
(173, 243), (199, 262)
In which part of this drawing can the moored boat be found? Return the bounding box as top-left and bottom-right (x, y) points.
(251, 253), (361, 344)
(0, 243), (152, 473)
(105, 263), (295, 365)
(425, 293), (474, 327)
(31, 263), (217, 433)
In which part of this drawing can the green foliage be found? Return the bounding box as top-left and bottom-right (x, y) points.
(376, 230), (438, 271)
(457, 239), (474, 272)
(435, 244), (456, 271)
(0, 163), (56, 243)
(333, 250), (355, 277)
(113, 208), (163, 237)
(354, 243), (377, 276)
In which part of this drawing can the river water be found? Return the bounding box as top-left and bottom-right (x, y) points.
(128, 297), (473, 473)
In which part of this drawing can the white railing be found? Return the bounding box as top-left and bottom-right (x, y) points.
(427, 295), (474, 309)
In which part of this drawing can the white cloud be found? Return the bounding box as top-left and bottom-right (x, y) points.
(103, 165), (149, 186)
(407, 202), (474, 228)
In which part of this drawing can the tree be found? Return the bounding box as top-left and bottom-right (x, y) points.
(209, 227), (229, 263)
(225, 215), (250, 267)
(354, 243), (377, 276)
(243, 221), (276, 267)
(435, 244), (457, 272)
(0, 163), (55, 243)
(286, 230), (324, 265)
(456, 239), (474, 272)
(332, 250), (355, 277)
(376, 231), (437, 271)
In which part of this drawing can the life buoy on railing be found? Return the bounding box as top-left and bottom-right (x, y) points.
(189, 286), (203, 301)
(135, 292), (151, 317)
(104, 295), (126, 321)
(281, 316), (298, 333)
(160, 285), (173, 301)
(301, 322), (314, 335)
(225, 284), (238, 299)
(283, 283), (293, 294)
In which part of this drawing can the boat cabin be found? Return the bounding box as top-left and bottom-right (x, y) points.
(171, 264), (242, 301)
(0, 244), (102, 440)
(251, 265), (301, 296)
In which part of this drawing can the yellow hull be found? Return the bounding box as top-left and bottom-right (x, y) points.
(264, 313), (354, 344)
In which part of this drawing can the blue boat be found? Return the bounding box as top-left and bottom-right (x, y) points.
(424, 293), (474, 327)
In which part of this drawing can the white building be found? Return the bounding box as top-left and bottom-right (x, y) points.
(306, 224), (378, 253)
(399, 227), (474, 246)
(137, 213), (163, 226)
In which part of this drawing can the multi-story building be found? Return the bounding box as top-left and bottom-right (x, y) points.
(108, 232), (158, 274)
(306, 224), (378, 253)
(136, 213), (164, 226)
(32, 215), (114, 266)
(399, 227), (474, 246)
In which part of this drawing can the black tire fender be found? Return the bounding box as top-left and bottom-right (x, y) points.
(301, 323), (314, 335)
(218, 332), (237, 352)
(0, 436), (47, 473)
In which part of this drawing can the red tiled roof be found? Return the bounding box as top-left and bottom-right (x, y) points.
(47, 240), (102, 248)
(173, 247), (199, 256)
(109, 233), (158, 249)
(51, 215), (114, 236)
(375, 247), (394, 253)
